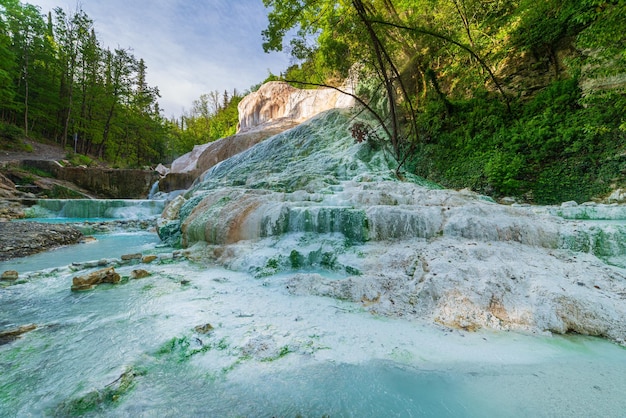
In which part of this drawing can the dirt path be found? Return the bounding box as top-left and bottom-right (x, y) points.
(0, 139), (66, 163)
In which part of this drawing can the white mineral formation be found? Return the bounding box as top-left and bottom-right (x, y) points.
(237, 81), (355, 132)
(169, 81), (355, 179)
(163, 109), (626, 346)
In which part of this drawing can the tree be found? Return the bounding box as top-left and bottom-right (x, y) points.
(263, 0), (516, 173)
(54, 6), (93, 148)
(263, 0), (423, 172)
(0, 1), (17, 119)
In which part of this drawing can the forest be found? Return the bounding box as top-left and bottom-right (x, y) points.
(2, 0), (625, 203)
(264, 0), (626, 203)
(0, 0), (240, 167)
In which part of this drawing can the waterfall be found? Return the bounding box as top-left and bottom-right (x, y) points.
(148, 180), (160, 200)
(29, 199), (166, 219)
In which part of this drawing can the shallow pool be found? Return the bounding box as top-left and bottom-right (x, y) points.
(2, 238), (626, 417)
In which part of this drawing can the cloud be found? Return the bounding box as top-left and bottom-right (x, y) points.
(27, 0), (290, 117)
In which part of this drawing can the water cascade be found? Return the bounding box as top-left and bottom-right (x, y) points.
(147, 180), (160, 200)
(28, 198), (165, 220)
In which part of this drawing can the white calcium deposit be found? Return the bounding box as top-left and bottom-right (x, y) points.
(169, 82), (354, 178)
(237, 81), (355, 132)
(159, 101), (626, 346)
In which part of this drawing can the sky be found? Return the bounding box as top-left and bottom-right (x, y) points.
(27, 0), (292, 118)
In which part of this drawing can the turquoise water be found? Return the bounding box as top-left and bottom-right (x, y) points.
(1, 234), (625, 417)
(0, 231), (161, 274)
(2, 201), (626, 416)
(25, 199), (165, 219)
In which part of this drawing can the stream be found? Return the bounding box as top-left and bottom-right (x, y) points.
(1, 202), (626, 417)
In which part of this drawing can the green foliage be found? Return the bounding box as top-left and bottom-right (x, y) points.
(0, 121), (24, 148)
(415, 79), (626, 204)
(41, 184), (84, 198)
(167, 89), (243, 158)
(52, 367), (146, 417)
(22, 165), (51, 177)
(65, 150), (94, 167)
(261, 0), (625, 203)
(0, 2), (168, 167)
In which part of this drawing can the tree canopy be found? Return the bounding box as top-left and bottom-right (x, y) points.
(0, 1), (248, 167)
(263, 0), (626, 203)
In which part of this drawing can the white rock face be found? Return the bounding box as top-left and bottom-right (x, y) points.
(237, 81), (355, 132)
(607, 188), (626, 203)
(169, 81), (354, 178)
(166, 109), (626, 346)
(169, 123), (295, 177)
(181, 181), (626, 345)
(170, 143), (212, 174)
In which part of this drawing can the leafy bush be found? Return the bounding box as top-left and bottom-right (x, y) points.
(0, 122), (29, 151)
(414, 78), (626, 203)
(65, 151), (94, 167)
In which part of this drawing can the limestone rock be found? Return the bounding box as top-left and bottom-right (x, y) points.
(155, 163), (170, 176)
(237, 81), (354, 132)
(0, 171), (15, 192)
(157, 196), (187, 244)
(142, 255), (157, 264)
(80, 236), (97, 244)
(0, 324), (36, 345)
(1, 270), (18, 281)
(71, 267), (120, 291)
(130, 269), (151, 279)
(194, 323), (214, 334)
(121, 253), (142, 261)
(164, 81), (355, 190)
(607, 188), (626, 204)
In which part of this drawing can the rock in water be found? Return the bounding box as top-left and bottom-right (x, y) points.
(1, 270), (18, 281)
(121, 253), (142, 262)
(130, 269), (151, 279)
(141, 255), (157, 264)
(71, 267), (120, 291)
(0, 324), (37, 345)
(194, 323), (214, 334)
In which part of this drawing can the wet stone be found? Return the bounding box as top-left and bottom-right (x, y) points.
(1, 270), (18, 281)
(142, 255), (158, 264)
(0, 324), (36, 345)
(131, 269), (151, 279)
(194, 323), (214, 334)
(121, 253), (142, 261)
(71, 267), (121, 291)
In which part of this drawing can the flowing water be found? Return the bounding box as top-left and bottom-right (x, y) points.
(1, 230), (626, 417)
(26, 199), (165, 220)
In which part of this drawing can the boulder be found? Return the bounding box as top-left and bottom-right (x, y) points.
(155, 163), (170, 176)
(194, 323), (214, 334)
(71, 267), (120, 291)
(130, 269), (151, 279)
(121, 253), (142, 261)
(141, 255), (157, 264)
(1, 270), (18, 281)
(607, 188), (626, 204)
(0, 324), (37, 345)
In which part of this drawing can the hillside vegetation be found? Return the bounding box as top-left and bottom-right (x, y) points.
(0, 1), (243, 167)
(264, 0), (626, 203)
(2, 0), (625, 203)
